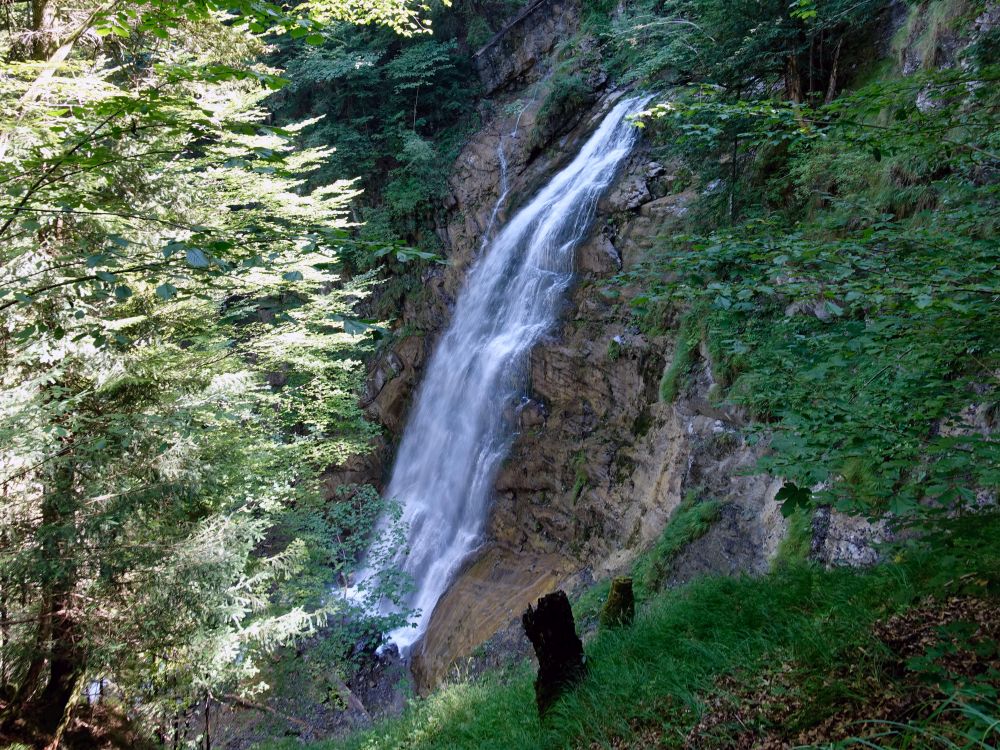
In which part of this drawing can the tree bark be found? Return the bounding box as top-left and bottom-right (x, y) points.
(825, 38), (844, 104)
(1, 609), (50, 725)
(29, 0), (57, 60)
(599, 577), (635, 629)
(522, 590), (586, 716)
(35, 602), (81, 732)
(785, 54), (804, 104)
(10, 434), (84, 735)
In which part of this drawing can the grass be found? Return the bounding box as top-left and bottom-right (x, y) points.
(630, 493), (721, 601)
(260, 514), (1000, 750)
(771, 507), (814, 570)
(658, 312), (700, 403)
(573, 491), (720, 630)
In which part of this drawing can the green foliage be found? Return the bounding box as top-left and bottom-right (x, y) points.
(0, 0), (424, 739)
(657, 311), (700, 403)
(597, 0), (888, 92)
(529, 68), (594, 151)
(772, 508), (814, 569)
(271, 22), (478, 269)
(622, 58), (1000, 521)
(573, 491), (720, 629)
(606, 337), (623, 361)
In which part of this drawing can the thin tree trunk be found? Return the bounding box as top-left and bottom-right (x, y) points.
(222, 693), (322, 732)
(785, 54), (804, 103)
(825, 38), (844, 104)
(29, 0), (57, 60)
(0, 527), (9, 688)
(0, 0), (119, 162)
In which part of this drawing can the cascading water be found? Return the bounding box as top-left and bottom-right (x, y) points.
(375, 94), (650, 653)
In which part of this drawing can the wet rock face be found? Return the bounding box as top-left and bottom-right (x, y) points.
(361, 334), (427, 438)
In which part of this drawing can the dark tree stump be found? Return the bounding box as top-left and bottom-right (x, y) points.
(599, 576), (635, 629)
(522, 590), (586, 716)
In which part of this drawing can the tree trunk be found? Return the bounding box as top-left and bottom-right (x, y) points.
(1, 610), (50, 725)
(1, 528), (9, 688)
(43, 671), (83, 750)
(785, 54), (804, 104)
(30, 0), (57, 60)
(35, 601), (81, 732)
(825, 38), (844, 104)
(599, 577), (635, 629)
(23, 435), (82, 735)
(522, 590), (586, 716)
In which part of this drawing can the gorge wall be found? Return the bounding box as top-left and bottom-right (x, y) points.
(343, 0), (888, 695)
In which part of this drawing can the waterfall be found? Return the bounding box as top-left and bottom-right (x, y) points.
(377, 94), (649, 653)
(478, 142), (510, 251)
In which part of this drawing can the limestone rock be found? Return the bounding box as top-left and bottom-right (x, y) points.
(810, 506), (888, 567)
(576, 233), (621, 274)
(602, 174), (651, 212)
(518, 398), (548, 429)
(364, 335), (427, 436)
(644, 161), (665, 178)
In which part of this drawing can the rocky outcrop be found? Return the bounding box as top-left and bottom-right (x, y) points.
(361, 334), (428, 439)
(472, 0), (582, 95)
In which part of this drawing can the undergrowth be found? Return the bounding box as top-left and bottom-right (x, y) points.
(268, 514), (1000, 750)
(657, 312), (701, 403)
(772, 508), (814, 570)
(630, 493), (721, 601)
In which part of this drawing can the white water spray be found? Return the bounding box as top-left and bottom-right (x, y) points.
(374, 95), (649, 653)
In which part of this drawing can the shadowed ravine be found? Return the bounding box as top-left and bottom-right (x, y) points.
(370, 95), (651, 653)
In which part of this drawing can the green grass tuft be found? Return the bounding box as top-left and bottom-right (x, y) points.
(631, 493), (721, 601)
(659, 313), (701, 403)
(771, 508), (814, 570)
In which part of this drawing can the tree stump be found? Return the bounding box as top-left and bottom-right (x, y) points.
(522, 590), (586, 716)
(599, 576), (635, 629)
